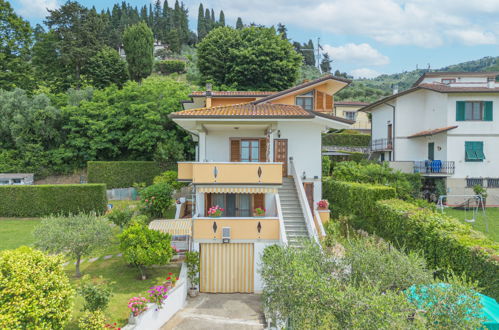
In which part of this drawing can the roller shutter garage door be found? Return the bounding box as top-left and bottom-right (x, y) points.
(200, 243), (254, 293)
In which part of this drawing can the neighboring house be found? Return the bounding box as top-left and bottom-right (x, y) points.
(0, 173), (34, 185)
(170, 75), (353, 293)
(333, 101), (371, 132)
(362, 71), (499, 206)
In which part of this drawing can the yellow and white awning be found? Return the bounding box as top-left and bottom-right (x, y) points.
(197, 186), (278, 194)
(149, 219), (192, 236)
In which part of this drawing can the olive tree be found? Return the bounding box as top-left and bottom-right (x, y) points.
(34, 213), (113, 277)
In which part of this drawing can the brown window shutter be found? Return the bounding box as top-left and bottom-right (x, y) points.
(253, 193), (265, 210)
(325, 94), (333, 110)
(316, 91), (324, 110)
(259, 138), (267, 162)
(205, 193), (212, 216)
(230, 139), (241, 162)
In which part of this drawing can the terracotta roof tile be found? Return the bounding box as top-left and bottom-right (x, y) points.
(408, 126), (458, 138)
(419, 83), (499, 93)
(334, 101), (370, 106)
(169, 103), (313, 118)
(189, 91), (276, 97)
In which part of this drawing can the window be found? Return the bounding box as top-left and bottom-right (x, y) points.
(441, 78), (456, 84)
(466, 178), (483, 188)
(344, 111), (357, 121)
(295, 91), (314, 111)
(12, 178), (22, 184)
(456, 101), (493, 121)
(0, 180), (9, 185)
(465, 141), (485, 162)
(487, 178), (499, 188)
(241, 140), (259, 162)
(208, 193), (253, 217)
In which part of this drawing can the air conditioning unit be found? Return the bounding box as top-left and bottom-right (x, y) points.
(222, 227), (231, 243)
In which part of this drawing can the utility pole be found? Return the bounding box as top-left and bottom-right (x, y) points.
(317, 37), (323, 72)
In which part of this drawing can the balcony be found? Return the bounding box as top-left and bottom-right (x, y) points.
(178, 162), (283, 185)
(371, 138), (393, 151)
(414, 160), (455, 176)
(192, 217), (280, 240)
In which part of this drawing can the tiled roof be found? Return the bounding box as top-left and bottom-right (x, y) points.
(408, 126), (458, 138)
(189, 91), (276, 97)
(413, 71), (499, 86)
(334, 101), (370, 106)
(169, 103), (314, 118)
(419, 83), (499, 93)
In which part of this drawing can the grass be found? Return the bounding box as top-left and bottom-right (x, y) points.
(0, 218), (41, 250)
(442, 207), (498, 242)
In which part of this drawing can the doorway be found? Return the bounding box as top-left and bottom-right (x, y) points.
(273, 139), (288, 176)
(428, 142), (435, 161)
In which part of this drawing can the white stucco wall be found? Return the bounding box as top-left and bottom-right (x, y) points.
(204, 129), (265, 162)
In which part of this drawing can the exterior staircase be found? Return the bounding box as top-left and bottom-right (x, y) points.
(278, 177), (309, 247)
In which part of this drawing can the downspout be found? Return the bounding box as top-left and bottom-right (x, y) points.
(384, 102), (396, 161)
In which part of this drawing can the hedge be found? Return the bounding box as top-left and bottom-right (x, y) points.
(374, 199), (499, 299)
(87, 161), (166, 189)
(154, 60), (186, 75)
(0, 184), (107, 217)
(322, 133), (371, 147)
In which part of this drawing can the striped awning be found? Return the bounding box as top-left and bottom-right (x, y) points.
(149, 219), (192, 236)
(197, 186), (278, 194)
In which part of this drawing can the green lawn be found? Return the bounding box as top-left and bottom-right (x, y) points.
(0, 218), (41, 250)
(442, 207), (498, 242)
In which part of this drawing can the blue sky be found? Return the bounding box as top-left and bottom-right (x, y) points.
(11, 0), (499, 78)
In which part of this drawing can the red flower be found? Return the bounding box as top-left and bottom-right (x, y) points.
(166, 276), (171, 280)
(168, 272), (173, 275)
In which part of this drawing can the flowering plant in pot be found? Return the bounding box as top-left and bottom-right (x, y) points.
(207, 205), (224, 217)
(127, 296), (149, 323)
(316, 200), (329, 210)
(147, 285), (168, 309)
(164, 272), (179, 290)
(254, 207), (266, 217)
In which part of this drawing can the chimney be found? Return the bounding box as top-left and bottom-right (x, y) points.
(392, 84), (399, 95)
(487, 77), (495, 89)
(205, 83), (212, 107)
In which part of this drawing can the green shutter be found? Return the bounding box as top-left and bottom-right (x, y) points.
(456, 101), (465, 121)
(484, 101), (493, 121)
(465, 141), (484, 162)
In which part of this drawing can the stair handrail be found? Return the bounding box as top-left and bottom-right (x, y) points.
(313, 209), (326, 237)
(289, 157), (321, 246)
(275, 194), (288, 246)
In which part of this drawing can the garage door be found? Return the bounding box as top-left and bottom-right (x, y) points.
(200, 243), (254, 293)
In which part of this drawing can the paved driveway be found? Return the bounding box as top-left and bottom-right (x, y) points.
(161, 293), (265, 330)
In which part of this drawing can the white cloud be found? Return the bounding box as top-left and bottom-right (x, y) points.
(17, 0), (59, 19)
(350, 68), (381, 79)
(445, 29), (497, 46)
(201, 0), (499, 47)
(323, 43), (389, 66)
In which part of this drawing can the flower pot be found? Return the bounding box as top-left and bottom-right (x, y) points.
(188, 287), (199, 298)
(128, 313), (136, 325)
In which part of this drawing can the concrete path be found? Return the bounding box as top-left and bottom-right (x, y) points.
(161, 293), (265, 330)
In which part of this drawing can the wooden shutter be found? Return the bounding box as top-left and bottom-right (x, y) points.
(316, 91), (324, 110)
(456, 101), (465, 121)
(253, 193), (265, 210)
(205, 193), (212, 216)
(230, 139), (241, 162)
(484, 101), (493, 121)
(325, 94), (333, 110)
(259, 138), (267, 162)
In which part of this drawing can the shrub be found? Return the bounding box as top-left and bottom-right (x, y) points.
(321, 156), (331, 176)
(78, 310), (106, 330)
(0, 184), (107, 217)
(0, 247), (75, 329)
(107, 208), (134, 229)
(372, 199), (499, 299)
(322, 133), (371, 147)
(139, 183), (174, 218)
(87, 161), (165, 189)
(153, 170), (186, 190)
(78, 275), (113, 312)
(185, 251), (200, 289)
(35, 213), (114, 277)
(154, 60), (186, 75)
(119, 223), (174, 279)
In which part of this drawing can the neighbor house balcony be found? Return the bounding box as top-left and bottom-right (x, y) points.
(178, 162), (283, 185)
(371, 138), (393, 151)
(413, 160), (455, 176)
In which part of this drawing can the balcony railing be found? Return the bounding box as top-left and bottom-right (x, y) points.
(413, 160), (455, 175)
(178, 162), (283, 184)
(371, 138), (393, 151)
(192, 217), (280, 240)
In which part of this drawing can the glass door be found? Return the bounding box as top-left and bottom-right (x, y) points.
(236, 194), (251, 217)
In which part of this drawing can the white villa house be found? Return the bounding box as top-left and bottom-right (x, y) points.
(362, 71), (499, 206)
(168, 75), (353, 293)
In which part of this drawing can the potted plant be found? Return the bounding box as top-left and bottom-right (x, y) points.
(164, 272), (178, 290)
(185, 251), (200, 298)
(207, 205), (224, 217)
(147, 285), (168, 310)
(254, 207), (266, 217)
(473, 184), (488, 207)
(127, 296), (149, 324)
(316, 200), (329, 210)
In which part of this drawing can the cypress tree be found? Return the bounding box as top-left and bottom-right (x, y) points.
(140, 5), (148, 22)
(123, 21), (154, 81)
(205, 8), (211, 32)
(236, 17), (243, 29)
(219, 10), (225, 27)
(197, 3), (206, 40)
(210, 9), (215, 26)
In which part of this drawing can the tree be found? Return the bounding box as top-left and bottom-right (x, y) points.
(45, 1), (107, 88)
(0, 247), (74, 329)
(197, 3), (206, 40)
(320, 52), (332, 73)
(84, 46), (128, 89)
(236, 17), (243, 29)
(218, 10), (225, 27)
(34, 213), (113, 277)
(0, 0), (34, 91)
(302, 39), (316, 66)
(197, 26), (302, 90)
(123, 22), (154, 81)
(276, 23), (287, 40)
(119, 222), (174, 279)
